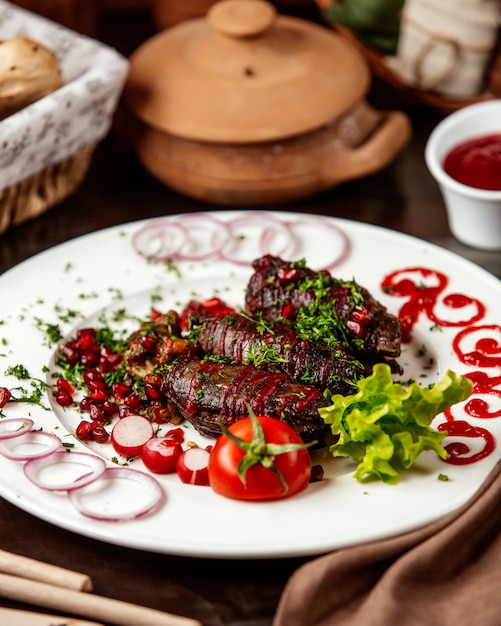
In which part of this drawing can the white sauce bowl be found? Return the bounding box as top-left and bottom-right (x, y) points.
(425, 100), (501, 251)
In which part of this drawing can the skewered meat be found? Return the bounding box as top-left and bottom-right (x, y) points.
(191, 310), (365, 395)
(245, 255), (401, 359)
(164, 357), (330, 444)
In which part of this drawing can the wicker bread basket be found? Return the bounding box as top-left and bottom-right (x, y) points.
(0, 1), (128, 235)
(314, 0), (499, 114)
(0, 143), (95, 235)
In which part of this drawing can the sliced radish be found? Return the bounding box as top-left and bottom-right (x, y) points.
(141, 437), (182, 474)
(24, 450), (106, 491)
(0, 418), (34, 440)
(68, 467), (164, 521)
(0, 431), (61, 461)
(176, 447), (210, 486)
(111, 415), (154, 457)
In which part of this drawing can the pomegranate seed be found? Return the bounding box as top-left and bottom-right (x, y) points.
(150, 308), (163, 320)
(111, 382), (132, 400)
(61, 344), (79, 366)
(83, 368), (104, 384)
(102, 400), (118, 416)
(166, 427), (185, 443)
(309, 464), (324, 483)
(124, 394), (143, 411)
(108, 352), (123, 367)
(76, 421), (93, 440)
(201, 297), (234, 315)
(79, 396), (95, 412)
(0, 387), (12, 408)
(56, 378), (74, 394)
(139, 335), (158, 352)
(281, 303), (293, 318)
(144, 383), (162, 401)
(91, 425), (109, 443)
(75, 335), (99, 355)
(80, 352), (100, 368)
(87, 378), (109, 394)
(77, 328), (97, 338)
(99, 352), (122, 372)
(118, 405), (137, 418)
(55, 388), (73, 407)
(89, 403), (107, 423)
(88, 389), (109, 403)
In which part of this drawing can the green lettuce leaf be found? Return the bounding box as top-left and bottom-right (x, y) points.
(319, 364), (473, 484)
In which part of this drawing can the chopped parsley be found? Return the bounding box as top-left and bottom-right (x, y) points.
(244, 344), (288, 369)
(2, 363), (50, 412)
(294, 300), (358, 352)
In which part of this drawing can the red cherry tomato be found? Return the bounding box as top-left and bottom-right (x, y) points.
(207, 414), (312, 501)
(141, 437), (183, 474)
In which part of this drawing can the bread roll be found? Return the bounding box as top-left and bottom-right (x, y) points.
(0, 36), (63, 119)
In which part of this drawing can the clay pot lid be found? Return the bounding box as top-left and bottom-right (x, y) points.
(125, 0), (370, 143)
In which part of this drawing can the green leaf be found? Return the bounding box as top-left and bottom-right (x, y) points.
(319, 363), (473, 484)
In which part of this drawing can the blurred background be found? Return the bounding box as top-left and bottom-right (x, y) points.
(10, 1), (322, 38)
(10, 0), (499, 113)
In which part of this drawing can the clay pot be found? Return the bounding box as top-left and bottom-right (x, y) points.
(125, 0), (411, 205)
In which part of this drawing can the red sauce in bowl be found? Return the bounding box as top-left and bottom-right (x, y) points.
(443, 133), (501, 191)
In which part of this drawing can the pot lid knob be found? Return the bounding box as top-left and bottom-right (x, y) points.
(207, 0), (276, 38)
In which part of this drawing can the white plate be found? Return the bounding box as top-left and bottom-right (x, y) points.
(0, 211), (500, 559)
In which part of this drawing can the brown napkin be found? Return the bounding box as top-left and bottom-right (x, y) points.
(274, 461), (501, 626)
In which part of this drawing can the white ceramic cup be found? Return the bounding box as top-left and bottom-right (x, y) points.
(425, 100), (501, 251)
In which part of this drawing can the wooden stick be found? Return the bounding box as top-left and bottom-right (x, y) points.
(0, 573), (202, 626)
(0, 549), (92, 591)
(0, 606), (104, 626)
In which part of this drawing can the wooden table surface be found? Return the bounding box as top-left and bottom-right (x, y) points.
(0, 6), (500, 626)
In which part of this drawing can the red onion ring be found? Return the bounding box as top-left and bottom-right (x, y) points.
(219, 213), (296, 266)
(23, 450), (107, 492)
(131, 219), (187, 262)
(68, 467), (165, 521)
(175, 213), (231, 261)
(132, 213), (352, 269)
(289, 217), (351, 271)
(315, 219), (351, 271)
(132, 214), (231, 263)
(0, 418), (34, 440)
(0, 430), (61, 461)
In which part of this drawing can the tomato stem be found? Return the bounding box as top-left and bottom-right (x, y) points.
(219, 405), (315, 493)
